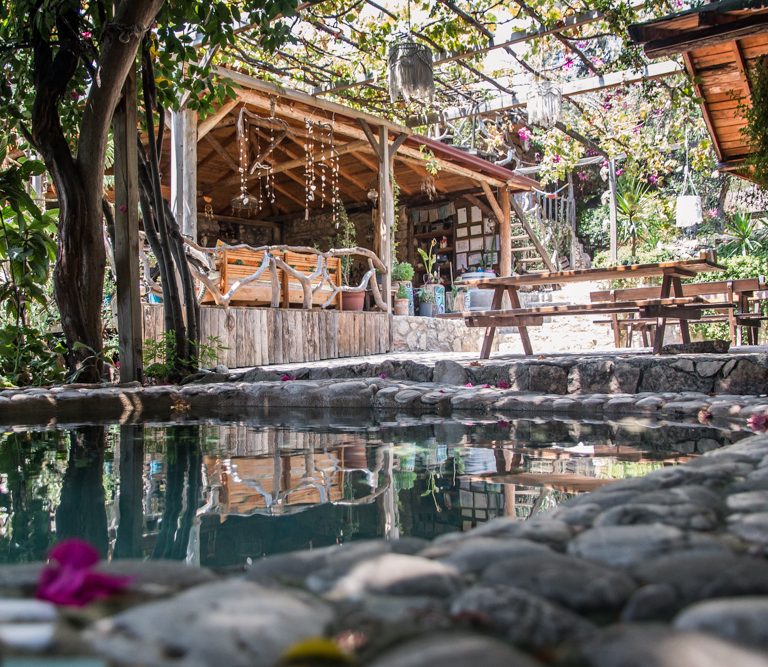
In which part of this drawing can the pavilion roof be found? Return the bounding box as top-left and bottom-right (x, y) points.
(630, 0), (768, 181)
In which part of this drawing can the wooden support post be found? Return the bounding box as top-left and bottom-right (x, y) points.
(113, 67), (143, 383)
(500, 187), (511, 277)
(379, 125), (392, 314)
(608, 157), (618, 263)
(171, 108), (198, 240)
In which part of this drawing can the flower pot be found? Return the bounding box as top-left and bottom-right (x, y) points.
(341, 291), (365, 311)
(419, 302), (434, 317)
(394, 298), (409, 316)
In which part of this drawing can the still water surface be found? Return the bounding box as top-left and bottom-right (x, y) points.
(0, 414), (739, 568)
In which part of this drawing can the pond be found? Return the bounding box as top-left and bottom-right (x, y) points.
(0, 412), (742, 569)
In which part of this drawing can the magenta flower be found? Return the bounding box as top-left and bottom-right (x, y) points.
(484, 383), (492, 389)
(552, 154), (562, 164)
(497, 380), (510, 389)
(648, 173), (659, 185)
(576, 40), (588, 49)
(517, 127), (533, 142)
(37, 539), (132, 607)
(464, 382), (474, 388)
(563, 57), (574, 71)
(280, 374), (295, 382)
(577, 171), (589, 182)
(379, 373), (388, 379)
(748, 413), (768, 432)
(615, 168), (624, 177)
(534, 152), (542, 161)
(497, 419), (511, 428)
(707, 207), (718, 219)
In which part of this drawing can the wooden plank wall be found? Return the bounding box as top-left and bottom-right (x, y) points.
(142, 304), (390, 367)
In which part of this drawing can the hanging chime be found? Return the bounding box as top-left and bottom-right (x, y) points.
(526, 79), (562, 128)
(388, 32), (434, 104)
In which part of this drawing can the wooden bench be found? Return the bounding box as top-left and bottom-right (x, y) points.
(201, 248), (342, 309)
(590, 278), (767, 347)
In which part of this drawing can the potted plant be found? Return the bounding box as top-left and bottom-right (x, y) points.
(417, 239), (438, 284)
(418, 287), (435, 317)
(394, 283), (410, 316)
(335, 206), (364, 311)
(391, 261), (415, 286)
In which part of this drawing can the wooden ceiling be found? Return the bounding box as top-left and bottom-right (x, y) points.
(630, 0), (768, 181)
(166, 69), (538, 222)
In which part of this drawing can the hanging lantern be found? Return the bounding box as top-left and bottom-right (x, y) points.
(676, 195), (702, 228)
(388, 33), (434, 104)
(526, 79), (562, 128)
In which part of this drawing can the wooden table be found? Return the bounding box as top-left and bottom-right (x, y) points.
(464, 253), (724, 357)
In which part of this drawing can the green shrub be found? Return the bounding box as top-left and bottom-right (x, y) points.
(392, 261), (415, 282)
(577, 204), (609, 252)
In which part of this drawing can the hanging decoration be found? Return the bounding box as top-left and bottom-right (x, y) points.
(304, 119), (341, 223)
(231, 103), (286, 214)
(388, 33), (434, 104)
(526, 79), (562, 128)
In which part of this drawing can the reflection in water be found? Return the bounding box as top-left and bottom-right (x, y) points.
(0, 416), (741, 568)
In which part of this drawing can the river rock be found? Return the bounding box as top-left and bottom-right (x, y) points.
(436, 537), (551, 574)
(482, 553), (636, 612)
(674, 597), (768, 649)
(87, 580), (333, 667)
(450, 584), (596, 649)
(367, 633), (545, 667)
(572, 623), (768, 667)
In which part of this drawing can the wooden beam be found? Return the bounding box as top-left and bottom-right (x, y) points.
(500, 187), (511, 277)
(200, 212), (280, 229)
(359, 119), (382, 159)
(249, 130), (288, 175)
(203, 134), (239, 173)
(682, 51), (724, 162)
(608, 157), (618, 263)
(732, 40), (752, 95)
(643, 12), (768, 59)
(481, 181), (506, 227)
(408, 61), (683, 126)
(197, 98), (240, 141)
(379, 124), (392, 313)
(172, 109), (198, 239)
(113, 67), (143, 382)
(464, 193), (494, 218)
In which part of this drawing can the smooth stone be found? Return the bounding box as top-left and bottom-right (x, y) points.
(367, 633), (545, 667)
(633, 552), (768, 606)
(729, 512), (768, 546)
(436, 537), (551, 574)
(573, 623), (768, 667)
(568, 525), (727, 568)
(675, 597), (768, 649)
(727, 491), (768, 513)
(450, 584), (596, 649)
(0, 622), (56, 651)
(470, 517), (572, 548)
(0, 598), (56, 622)
(87, 580), (333, 667)
(325, 554), (460, 601)
(593, 502), (720, 531)
(0, 564), (44, 593)
(621, 583), (680, 622)
(482, 553), (636, 612)
(553, 503), (602, 528)
(98, 560), (218, 594)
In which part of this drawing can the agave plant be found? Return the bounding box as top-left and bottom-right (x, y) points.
(721, 211), (766, 257)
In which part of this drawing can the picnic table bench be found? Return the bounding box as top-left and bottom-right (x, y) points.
(591, 277), (768, 347)
(459, 252), (725, 358)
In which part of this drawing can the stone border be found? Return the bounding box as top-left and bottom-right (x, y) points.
(2, 377), (768, 431)
(2, 433), (767, 665)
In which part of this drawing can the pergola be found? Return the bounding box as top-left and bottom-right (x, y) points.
(630, 0), (768, 182)
(165, 67), (541, 308)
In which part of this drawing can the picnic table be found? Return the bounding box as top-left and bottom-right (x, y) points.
(460, 252), (724, 358)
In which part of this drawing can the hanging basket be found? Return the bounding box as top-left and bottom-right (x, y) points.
(526, 80), (562, 128)
(676, 195), (702, 228)
(388, 34), (434, 104)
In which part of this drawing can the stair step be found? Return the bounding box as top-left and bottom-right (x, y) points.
(510, 234), (530, 242)
(512, 246), (537, 253)
(518, 257), (546, 264)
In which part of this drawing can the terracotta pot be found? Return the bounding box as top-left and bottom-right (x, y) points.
(394, 298), (409, 316)
(341, 291), (365, 311)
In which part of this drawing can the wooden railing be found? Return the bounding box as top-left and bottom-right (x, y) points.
(183, 240), (389, 312)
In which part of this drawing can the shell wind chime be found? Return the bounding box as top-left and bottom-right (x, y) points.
(388, 32), (434, 104)
(526, 79), (562, 128)
(304, 119), (340, 224)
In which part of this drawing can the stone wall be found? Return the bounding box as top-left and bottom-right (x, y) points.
(392, 315), (493, 353)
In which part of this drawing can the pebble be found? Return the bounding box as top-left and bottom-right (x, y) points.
(674, 597), (768, 649)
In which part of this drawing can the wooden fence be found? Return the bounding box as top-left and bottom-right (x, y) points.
(143, 304), (390, 367)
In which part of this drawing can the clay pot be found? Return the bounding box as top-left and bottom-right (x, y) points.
(341, 291), (365, 311)
(394, 298), (409, 316)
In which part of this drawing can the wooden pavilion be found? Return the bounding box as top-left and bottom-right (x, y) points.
(630, 0), (768, 181)
(148, 68), (541, 367)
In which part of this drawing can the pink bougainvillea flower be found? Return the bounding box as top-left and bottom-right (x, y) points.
(552, 154), (562, 164)
(37, 539), (132, 607)
(464, 382), (474, 388)
(280, 374), (295, 382)
(748, 413), (768, 432)
(615, 168), (624, 177)
(497, 380), (510, 390)
(483, 383), (492, 389)
(517, 127), (533, 142)
(563, 57), (574, 71)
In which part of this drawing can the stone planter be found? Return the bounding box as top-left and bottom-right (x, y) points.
(394, 298), (409, 316)
(341, 291), (365, 311)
